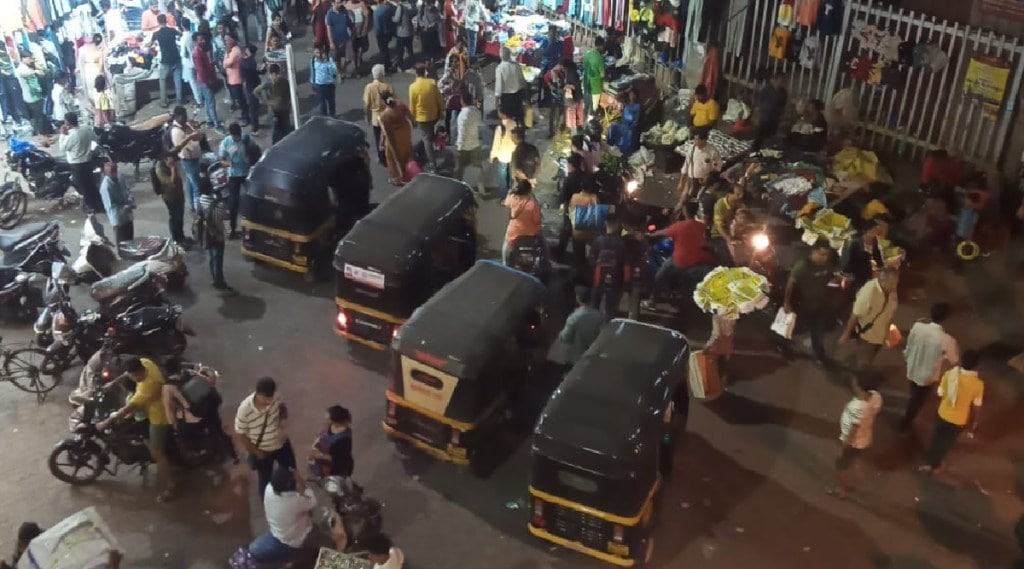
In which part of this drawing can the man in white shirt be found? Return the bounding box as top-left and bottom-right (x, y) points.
(678, 128), (722, 202)
(234, 377), (297, 496)
(101, 0), (127, 40)
(264, 466), (315, 549)
(366, 534), (404, 569)
(57, 112), (102, 212)
(494, 47), (526, 124)
(453, 93), (483, 193)
(828, 377), (882, 499)
(901, 302), (958, 431)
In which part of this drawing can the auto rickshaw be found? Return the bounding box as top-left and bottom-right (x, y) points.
(241, 117), (371, 278)
(333, 174), (477, 349)
(528, 319), (689, 567)
(384, 260), (548, 467)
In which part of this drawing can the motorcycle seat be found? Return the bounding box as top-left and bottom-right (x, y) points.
(117, 237), (167, 261)
(0, 221), (55, 251)
(91, 265), (152, 301)
(117, 305), (178, 331)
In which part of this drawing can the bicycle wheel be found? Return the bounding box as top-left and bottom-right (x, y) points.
(5, 347), (60, 394)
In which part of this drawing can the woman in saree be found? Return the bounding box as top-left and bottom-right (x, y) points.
(378, 92), (414, 186)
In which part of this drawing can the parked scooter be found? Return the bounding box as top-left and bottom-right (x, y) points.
(72, 215), (188, 288)
(35, 266), (108, 374)
(89, 264), (172, 317)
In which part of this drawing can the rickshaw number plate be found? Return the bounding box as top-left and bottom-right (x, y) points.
(344, 264), (385, 289)
(607, 542), (629, 556)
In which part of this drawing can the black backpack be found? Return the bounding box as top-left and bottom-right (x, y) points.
(593, 235), (625, 288)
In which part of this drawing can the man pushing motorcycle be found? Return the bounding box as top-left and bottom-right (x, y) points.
(95, 357), (176, 502)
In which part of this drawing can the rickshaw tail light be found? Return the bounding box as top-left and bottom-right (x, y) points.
(392, 325), (399, 341)
(450, 429), (460, 445)
(612, 525), (625, 543)
(386, 400), (396, 420)
(532, 499), (546, 528)
(336, 310), (348, 330)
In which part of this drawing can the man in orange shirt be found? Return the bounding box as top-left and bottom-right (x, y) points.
(141, 0), (175, 31)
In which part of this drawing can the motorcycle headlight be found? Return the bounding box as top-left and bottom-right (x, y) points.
(752, 233), (770, 251)
(626, 180), (638, 194)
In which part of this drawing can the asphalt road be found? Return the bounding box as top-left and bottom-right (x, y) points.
(0, 20), (1022, 569)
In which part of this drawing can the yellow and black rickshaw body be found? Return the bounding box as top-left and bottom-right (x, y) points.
(384, 260), (548, 465)
(528, 319), (689, 567)
(241, 117), (371, 275)
(333, 174), (478, 350)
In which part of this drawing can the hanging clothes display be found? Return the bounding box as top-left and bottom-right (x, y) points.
(795, 0), (820, 26)
(815, 0), (843, 36)
(768, 26), (790, 60)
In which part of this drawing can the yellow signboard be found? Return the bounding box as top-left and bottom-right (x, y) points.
(964, 56), (1010, 105)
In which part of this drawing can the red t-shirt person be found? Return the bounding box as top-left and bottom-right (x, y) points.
(662, 219), (716, 268)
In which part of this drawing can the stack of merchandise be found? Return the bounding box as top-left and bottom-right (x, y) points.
(693, 266), (769, 319)
(796, 208), (854, 250)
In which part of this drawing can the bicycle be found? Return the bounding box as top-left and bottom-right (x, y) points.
(0, 338), (60, 401)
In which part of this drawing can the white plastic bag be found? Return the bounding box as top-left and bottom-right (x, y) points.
(18, 507), (122, 569)
(770, 308), (797, 339)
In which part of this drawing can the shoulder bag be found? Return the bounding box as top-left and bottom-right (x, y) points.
(245, 409), (271, 469)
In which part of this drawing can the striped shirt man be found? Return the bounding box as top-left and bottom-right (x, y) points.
(198, 193), (228, 245)
(234, 392), (287, 452)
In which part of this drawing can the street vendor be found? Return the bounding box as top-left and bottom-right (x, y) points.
(690, 84), (719, 130)
(607, 88), (641, 155)
(786, 99), (828, 153)
(677, 128), (722, 202)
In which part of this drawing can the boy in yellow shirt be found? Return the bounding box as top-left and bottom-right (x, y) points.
(97, 357), (175, 501)
(919, 349), (982, 474)
(690, 84), (720, 129)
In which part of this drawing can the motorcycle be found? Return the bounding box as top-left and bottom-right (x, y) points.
(73, 215), (188, 289)
(93, 119), (169, 175)
(105, 304), (190, 357)
(51, 372), (227, 485)
(506, 234), (552, 284)
(89, 264), (173, 317)
(318, 476), (384, 550)
(0, 267), (44, 324)
(0, 221), (70, 275)
(5, 137), (104, 209)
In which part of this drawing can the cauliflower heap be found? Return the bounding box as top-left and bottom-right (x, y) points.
(641, 121), (691, 147)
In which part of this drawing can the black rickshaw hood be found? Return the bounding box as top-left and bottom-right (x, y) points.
(392, 260), (545, 380)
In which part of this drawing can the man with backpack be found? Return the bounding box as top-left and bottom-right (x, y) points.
(590, 213), (630, 320)
(197, 173), (234, 291)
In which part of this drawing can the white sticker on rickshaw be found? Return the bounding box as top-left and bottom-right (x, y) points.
(344, 263), (385, 289)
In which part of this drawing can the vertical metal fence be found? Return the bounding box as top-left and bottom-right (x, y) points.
(721, 0), (1024, 167)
